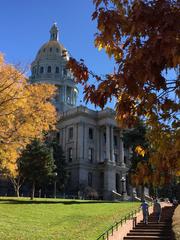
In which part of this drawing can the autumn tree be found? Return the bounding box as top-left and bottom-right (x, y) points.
(19, 139), (56, 200)
(0, 53), (57, 184)
(67, 0), (180, 185)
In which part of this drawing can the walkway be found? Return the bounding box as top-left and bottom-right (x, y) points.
(123, 205), (175, 240)
(108, 202), (173, 240)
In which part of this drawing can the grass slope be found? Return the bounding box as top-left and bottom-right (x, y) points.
(0, 197), (140, 240)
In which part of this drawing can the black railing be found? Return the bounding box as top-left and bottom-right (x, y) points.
(96, 201), (153, 240)
(96, 208), (140, 240)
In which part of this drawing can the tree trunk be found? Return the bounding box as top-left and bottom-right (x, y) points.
(10, 176), (22, 198)
(31, 181), (35, 200)
(15, 186), (20, 198)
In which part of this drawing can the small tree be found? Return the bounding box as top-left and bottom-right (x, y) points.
(49, 141), (67, 192)
(124, 122), (150, 198)
(19, 139), (56, 200)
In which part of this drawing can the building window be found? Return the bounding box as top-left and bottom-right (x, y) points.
(88, 148), (93, 163)
(100, 172), (104, 189)
(43, 48), (46, 52)
(68, 172), (71, 185)
(50, 47), (52, 52)
(103, 133), (106, 143)
(47, 66), (51, 73)
(104, 151), (106, 160)
(67, 96), (71, 104)
(40, 66), (44, 73)
(114, 135), (117, 146)
(56, 132), (60, 142)
(114, 153), (118, 163)
(89, 128), (93, 139)
(55, 67), (59, 73)
(68, 148), (73, 162)
(68, 127), (73, 140)
(56, 48), (59, 53)
(63, 69), (67, 76)
(124, 156), (127, 164)
(32, 67), (36, 75)
(88, 172), (92, 187)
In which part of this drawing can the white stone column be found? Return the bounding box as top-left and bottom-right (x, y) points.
(100, 128), (104, 162)
(62, 128), (65, 150)
(64, 85), (67, 102)
(96, 127), (100, 162)
(106, 125), (110, 161)
(110, 126), (115, 162)
(77, 122), (84, 162)
(119, 131), (125, 166)
(70, 88), (73, 105)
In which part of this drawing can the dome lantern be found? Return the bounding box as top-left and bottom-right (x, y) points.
(50, 22), (59, 41)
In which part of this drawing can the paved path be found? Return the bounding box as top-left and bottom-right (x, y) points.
(108, 202), (172, 240)
(124, 204), (175, 240)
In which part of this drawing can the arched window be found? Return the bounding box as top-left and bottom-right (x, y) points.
(40, 66), (44, 73)
(55, 67), (59, 73)
(47, 66), (51, 73)
(63, 69), (67, 76)
(50, 47), (52, 52)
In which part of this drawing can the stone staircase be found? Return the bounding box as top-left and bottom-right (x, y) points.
(123, 206), (175, 240)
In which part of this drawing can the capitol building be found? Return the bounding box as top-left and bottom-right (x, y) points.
(30, 23), (132, 200)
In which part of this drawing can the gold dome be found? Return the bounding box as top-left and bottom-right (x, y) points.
(35, 40), (68, 61)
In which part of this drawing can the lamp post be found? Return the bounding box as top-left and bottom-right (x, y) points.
(121, 176), (126, 200)
(54, 172), (58, 198)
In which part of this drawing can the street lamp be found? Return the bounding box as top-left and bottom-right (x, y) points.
(121, 176), (126, 200)
(54, 172), (58, 198)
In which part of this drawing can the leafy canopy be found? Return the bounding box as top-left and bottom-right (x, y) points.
(0, 53), (57, 176)
(67, 0), (180, 185)
(68, 0), (179, 127)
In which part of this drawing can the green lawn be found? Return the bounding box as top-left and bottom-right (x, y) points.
(0, 197), (140, 240)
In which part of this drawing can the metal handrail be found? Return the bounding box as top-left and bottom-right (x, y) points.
(96, 208), (141, 240)
(96, 201), (153, 240)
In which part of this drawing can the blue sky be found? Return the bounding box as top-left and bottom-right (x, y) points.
(0, 0), (115, 110)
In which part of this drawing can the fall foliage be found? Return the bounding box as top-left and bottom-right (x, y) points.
(67, 0), (180, 186)
(0, 53), (57, 178)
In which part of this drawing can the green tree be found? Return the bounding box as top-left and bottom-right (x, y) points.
(124, 122), (149, 174)
(51, 141), (67, 191)
(124, 122), (151, 197)
(19, 139), (56, 200)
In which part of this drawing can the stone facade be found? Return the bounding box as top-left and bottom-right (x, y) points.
(30, 23), (131, 200)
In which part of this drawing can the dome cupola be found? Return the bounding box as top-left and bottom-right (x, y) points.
(50, 22), (59, 41)
(30, 23), (78, 112)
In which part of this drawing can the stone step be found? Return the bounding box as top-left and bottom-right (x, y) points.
(124, 236), (171, 240)
(134, 225), (170, 228)
(123, 206), (174, 240)
(136, 223), (170, 226)
(130, 229), (171, 233)
(127, 232), (171, 236)
(139, 221), (167, 225)
(140, 220), (170, 223)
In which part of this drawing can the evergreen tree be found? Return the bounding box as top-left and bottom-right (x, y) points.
(49, 141), (67, 192)
(124, 122), (150, 198)
(19, 139), (56, 200)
